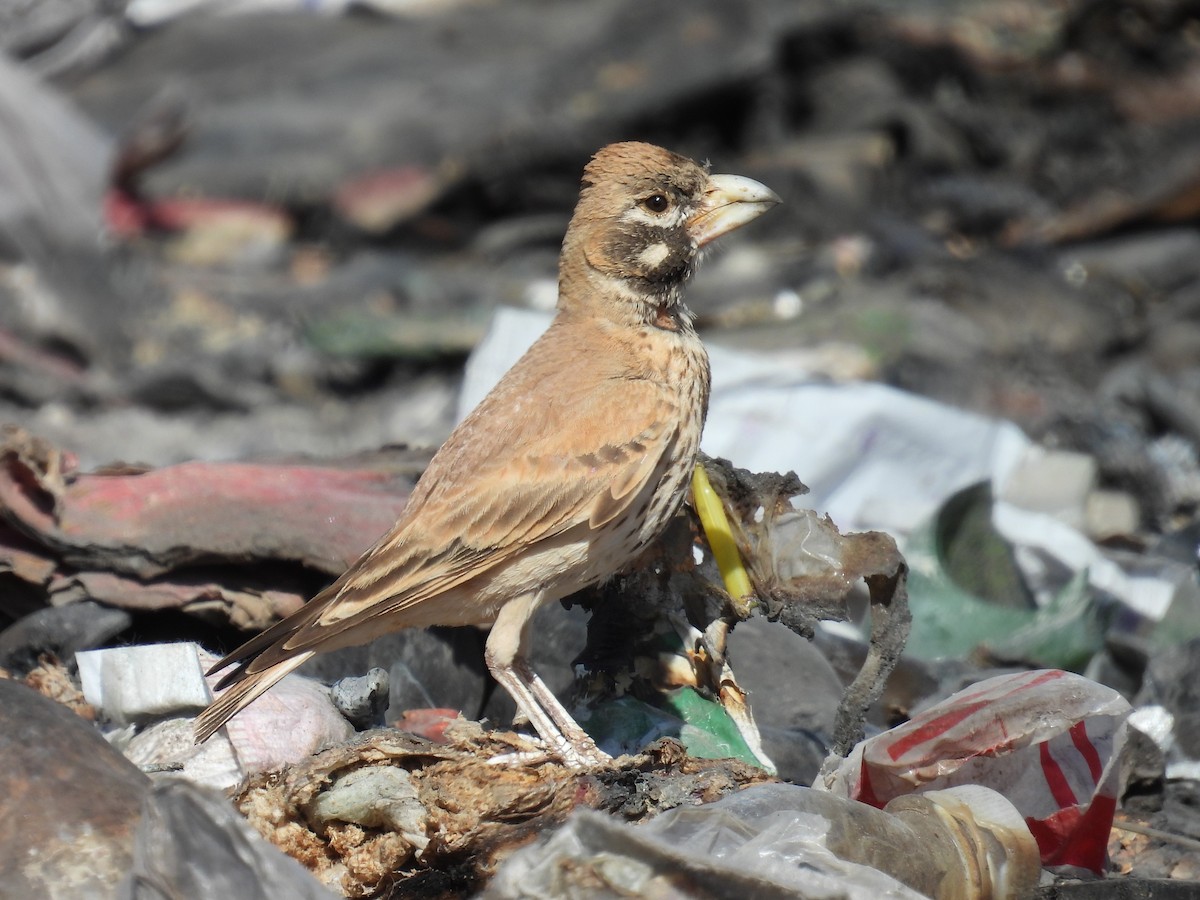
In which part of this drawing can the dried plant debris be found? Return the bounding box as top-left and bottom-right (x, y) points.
(234, 727), (771, 898)
(20, 654), (95, 719)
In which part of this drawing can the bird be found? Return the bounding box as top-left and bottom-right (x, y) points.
(195, 141), (780, 768)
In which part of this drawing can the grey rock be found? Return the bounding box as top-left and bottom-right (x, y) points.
(302, 625), (491, 721)
(1037, 879), (1200, 899)
(0, 599), (131, 673)
(1137, 637), (1200, 761)
(728, 616), (845, 783)
(330, 666), (390, 730)
(0, 678), (149, 898)
(69, 0), (775, 203)
(730, 616), (843, 731)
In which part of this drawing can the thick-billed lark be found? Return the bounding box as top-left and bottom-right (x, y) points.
(195, 142), (779, 767)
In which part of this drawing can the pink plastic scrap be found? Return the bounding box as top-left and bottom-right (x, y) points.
(819, 669), (1130, 874)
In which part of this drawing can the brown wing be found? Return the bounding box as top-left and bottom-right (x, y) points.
(196, 322), (686, 740)
(252, 387), (677, 645)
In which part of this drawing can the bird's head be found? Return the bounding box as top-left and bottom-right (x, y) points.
(558, 141), (779, 325)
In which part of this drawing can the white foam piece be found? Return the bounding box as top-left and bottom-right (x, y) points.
(78, 642), (212, 724)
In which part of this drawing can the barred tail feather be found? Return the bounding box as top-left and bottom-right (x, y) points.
(194, 651), (315, 744)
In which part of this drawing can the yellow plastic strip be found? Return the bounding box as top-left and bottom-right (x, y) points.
(691, 464), (754, 602)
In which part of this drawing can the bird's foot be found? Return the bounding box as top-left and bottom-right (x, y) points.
(485, 733), (610, 770)
(485, 732), (553, 767)
(562, 740), (611, 770)
(487, 655), (610, 769)
(487, 747), (555, 767)
(553, 726), (611, 769)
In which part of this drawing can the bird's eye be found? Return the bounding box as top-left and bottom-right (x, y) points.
(641, 193), (670, 214)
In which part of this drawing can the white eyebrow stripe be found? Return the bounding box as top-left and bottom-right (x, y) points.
(620, 206), (687, 228)
(621, 208), (661, 227)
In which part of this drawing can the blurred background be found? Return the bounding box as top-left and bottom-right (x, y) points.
(6, 0), (1200, 489)
(9, 0), (1200, 701)
(8, 0), (1200, 886)
(10, 0), (1200, 647)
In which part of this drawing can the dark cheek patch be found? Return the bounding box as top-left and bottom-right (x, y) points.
(605, 224), (692, 284)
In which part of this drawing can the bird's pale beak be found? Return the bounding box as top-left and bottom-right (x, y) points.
(687, 173), (781, 248)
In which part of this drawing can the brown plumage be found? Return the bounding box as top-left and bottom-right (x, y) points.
(195, 142), (779, 767)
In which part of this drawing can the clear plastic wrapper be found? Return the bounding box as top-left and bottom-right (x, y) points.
(488, 781), (1040, 900)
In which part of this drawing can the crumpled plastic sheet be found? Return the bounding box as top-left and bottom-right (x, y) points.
(487, 784), (929, 900)
(115, 779), (336, 900)
(819, 668), (1130, 874)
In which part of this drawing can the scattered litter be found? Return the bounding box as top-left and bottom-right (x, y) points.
(4, 2), (1200, 894)
(820, 669), (1131, 875)
(78, 642), (211, 724)
(488, 781), (1040, 900)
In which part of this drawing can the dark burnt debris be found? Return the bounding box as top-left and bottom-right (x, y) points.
(573, 455), (909, 759)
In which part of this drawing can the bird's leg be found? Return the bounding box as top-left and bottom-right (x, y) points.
(513, 657), (609, 766)
(485, 593), (608, 769)
(486, 660), (576, 764)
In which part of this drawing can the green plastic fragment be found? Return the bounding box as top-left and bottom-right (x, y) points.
(904, 482), (1108, 668)
(579, 689), (764, 768)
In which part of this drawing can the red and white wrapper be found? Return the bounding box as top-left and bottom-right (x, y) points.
(819, 669), (1130, 874)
